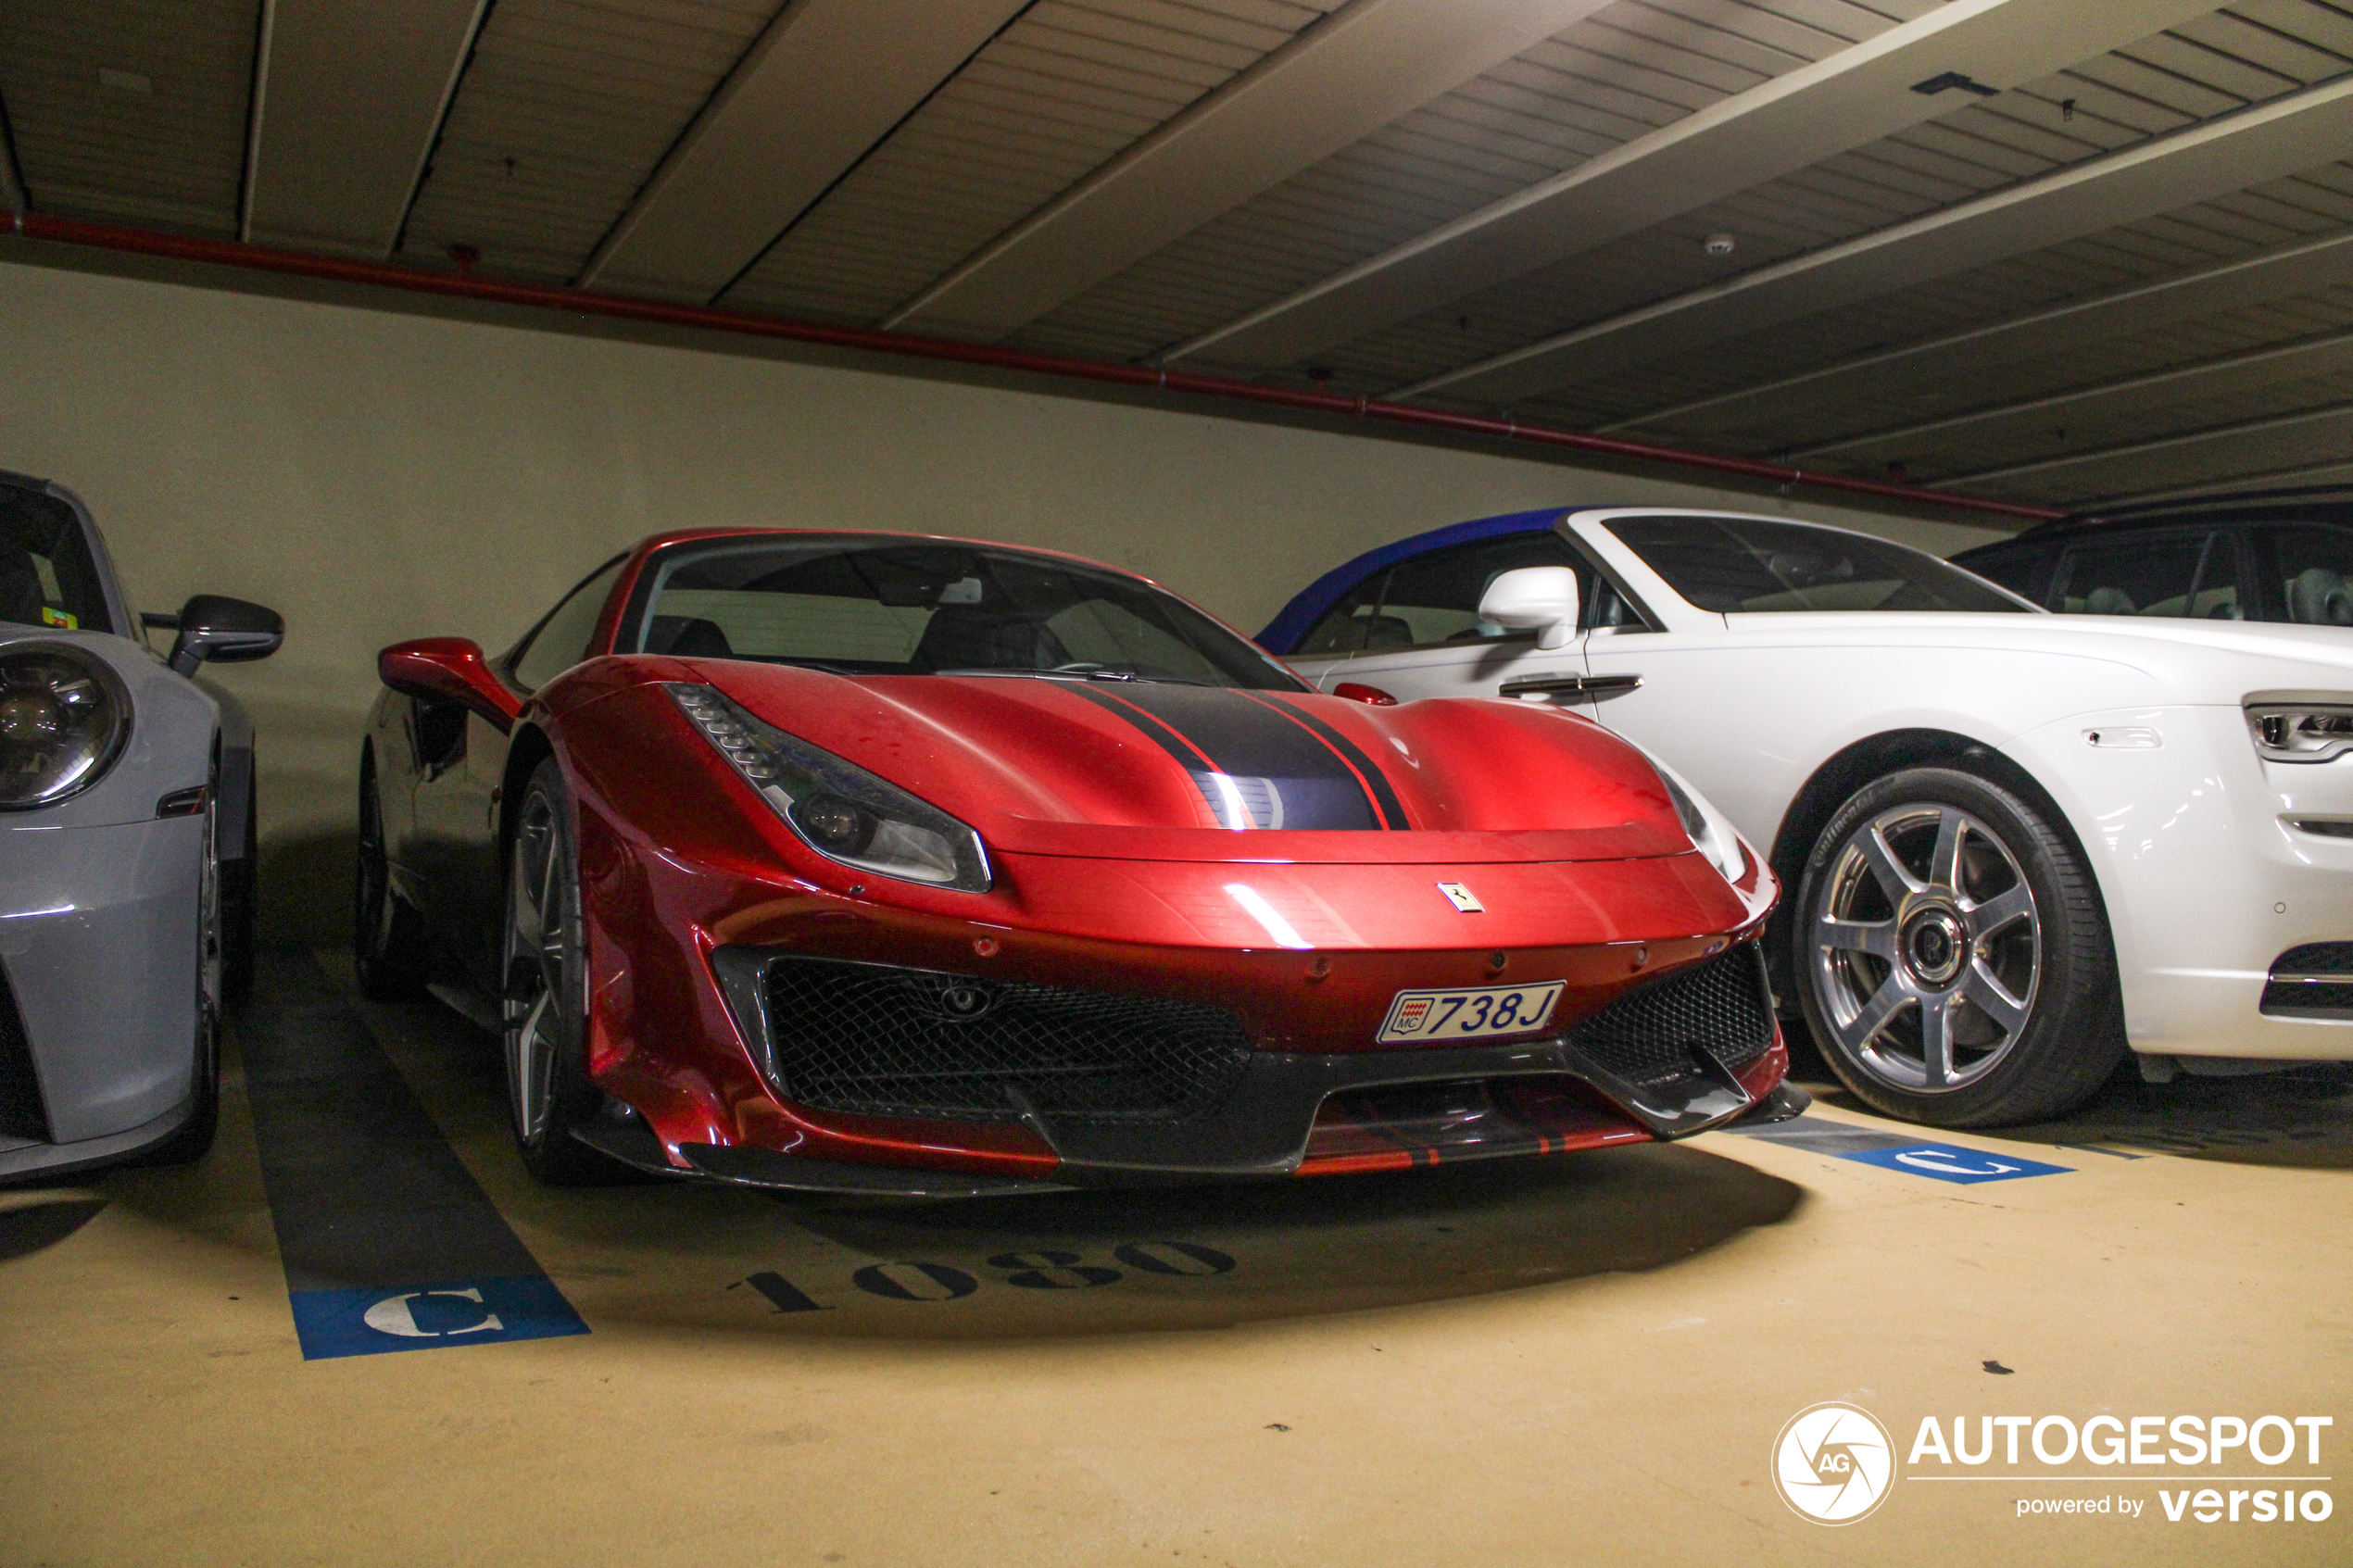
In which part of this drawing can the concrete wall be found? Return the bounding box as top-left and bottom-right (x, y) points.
(0, 256), (2005, 935)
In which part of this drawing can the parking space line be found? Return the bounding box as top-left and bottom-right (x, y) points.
(237, 948), (586, 1361)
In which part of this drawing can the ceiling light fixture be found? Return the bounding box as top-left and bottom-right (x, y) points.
(1703, 232), (1736, 257)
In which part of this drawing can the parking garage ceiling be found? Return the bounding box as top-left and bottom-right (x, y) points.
(3, 0), (2350, 511)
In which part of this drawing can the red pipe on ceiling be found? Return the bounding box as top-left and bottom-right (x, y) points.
(6, 210), (2062, 523)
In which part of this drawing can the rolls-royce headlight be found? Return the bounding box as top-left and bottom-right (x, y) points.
(1648, 756), (1748, 884)
(2245, 694), (2353, 764)
(667, 683), (991, 892)
(0, 644), (132, 810)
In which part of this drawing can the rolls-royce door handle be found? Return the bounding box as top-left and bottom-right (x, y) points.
(1498, 672), (1642, 701)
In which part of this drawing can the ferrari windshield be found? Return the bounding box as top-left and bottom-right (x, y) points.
(1606, 514), (2030, 615)
(1, 485), (112, 634)
(624, 535), (1305, 689)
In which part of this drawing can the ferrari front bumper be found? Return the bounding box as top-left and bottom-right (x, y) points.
(635, 941), (1793, 1192)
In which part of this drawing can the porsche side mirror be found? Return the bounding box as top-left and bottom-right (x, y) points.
(379, 637), (522, 734)
(156, 595), (285, 676)
(1478, 567), (1580, 651)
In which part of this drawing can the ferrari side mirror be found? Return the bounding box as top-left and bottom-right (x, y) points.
(165, 594), (284, 676)
(1478, 567), (1580, 651)
(379, 637), (522, 734)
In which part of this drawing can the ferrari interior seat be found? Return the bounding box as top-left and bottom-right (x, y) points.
(646, 615), (736, 658)
(914, 605), (1070, 671)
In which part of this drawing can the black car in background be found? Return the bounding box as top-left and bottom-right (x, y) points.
(1952, 487), (2353, 627)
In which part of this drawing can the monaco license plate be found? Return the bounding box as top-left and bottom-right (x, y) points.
(1377, 981), (1566, 1044)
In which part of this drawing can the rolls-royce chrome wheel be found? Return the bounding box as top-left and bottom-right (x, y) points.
(1807, 800), (2038, 1093)
(1795, 767), (2124, 1127)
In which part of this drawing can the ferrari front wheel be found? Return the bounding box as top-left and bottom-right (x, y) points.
(1794, 766), (2123, 1128)
(501, 759), (616, 1184)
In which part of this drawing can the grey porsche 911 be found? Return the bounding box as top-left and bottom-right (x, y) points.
(0, 470), (282, 1182)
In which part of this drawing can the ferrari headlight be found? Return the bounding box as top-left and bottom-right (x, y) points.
(1648, 756), (1747, 884)
(0, 644), (131, 810)
(667, 684), (991, 892)
(2246, 695), (2353, 764)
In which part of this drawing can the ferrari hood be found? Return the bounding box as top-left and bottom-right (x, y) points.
(692, 665), (1695, 864)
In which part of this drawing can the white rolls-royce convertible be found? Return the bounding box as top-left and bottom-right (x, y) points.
(1262, 507), (2353, 1127)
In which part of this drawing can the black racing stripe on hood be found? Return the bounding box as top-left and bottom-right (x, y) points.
(1060, 681), (1384, 831)
(1239, 691), (1411, 831)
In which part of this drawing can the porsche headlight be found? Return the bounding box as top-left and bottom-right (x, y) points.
(0, 644), (131, 810)
(1648, 757), (1747, 884)
(2245, 695), (2353, 764)
(667, 684), (991, 892)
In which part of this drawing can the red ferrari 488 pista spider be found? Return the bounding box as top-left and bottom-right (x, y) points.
(359, 529), (1798, 1194)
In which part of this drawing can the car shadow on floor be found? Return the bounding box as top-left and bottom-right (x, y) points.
(1781, 1018), (2353, 1169)
(321, 957), (1806, 1341)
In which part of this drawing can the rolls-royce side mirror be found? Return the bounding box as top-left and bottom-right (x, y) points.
(155, 595), (285, 675)
(378, 637), (522, 733)
(1478, 567), (1581, 651)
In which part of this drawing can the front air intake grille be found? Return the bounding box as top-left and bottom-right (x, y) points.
(0, 960), (51, 1144)
(1564, 947), (1775, 1088)
(2261, 942), (2353, 1017)
(759, 959), (1255, 1126)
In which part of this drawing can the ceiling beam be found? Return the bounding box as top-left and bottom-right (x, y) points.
(1791, 325), (2353, 466)
(1592, 227), (2353, 439)
(1399, 73), (2353, 408)
(240, 0), (489, 257)
(2077, 456), (2353, 508)
(881, 0), (1615, 341)
(1169, 0), (2219, 371)
(580, 0), (1028, 303)
(1943, 398), (2353, 489)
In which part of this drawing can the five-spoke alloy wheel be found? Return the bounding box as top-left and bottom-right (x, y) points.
(1795, 767), (2124, 1127)
(501, 759), (615, 1183)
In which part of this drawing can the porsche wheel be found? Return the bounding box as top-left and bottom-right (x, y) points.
(501, 759), (615, 1184)
(355, 748), (428, 1000)
(143, 771), (222, 1164)
(1794, 767), (2123, 1127)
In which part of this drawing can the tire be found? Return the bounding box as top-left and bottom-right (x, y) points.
(501, 759), (624, 1185)
(142, 769), (223, 1165)
(355, 747), (430, 1000)
(1793, 766), (2124, 1127)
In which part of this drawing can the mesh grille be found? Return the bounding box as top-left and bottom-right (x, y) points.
(0, 960), (50, 1144)
(760, 959), (1255, 1125)
(1564, 947), (1775, 1088)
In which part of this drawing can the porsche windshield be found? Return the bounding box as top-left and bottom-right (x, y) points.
(625, 536), (1305, 689)
(1606, 515), (2030, 615)
(1, 485), (111, 634)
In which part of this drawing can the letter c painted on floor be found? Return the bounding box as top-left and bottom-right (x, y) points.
(362, 1287), (504, 1338)
(1896, 1149), (2020, 1177)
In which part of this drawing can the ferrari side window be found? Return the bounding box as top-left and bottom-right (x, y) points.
(512, 557), (626, 689)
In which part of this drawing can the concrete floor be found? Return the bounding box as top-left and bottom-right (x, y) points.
(3, 951), (2348, 1567)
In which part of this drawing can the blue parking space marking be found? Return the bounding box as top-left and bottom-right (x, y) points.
(288, 1275), (588, 1361)
(1834, 1143), (2073, 1185)
(240, 949), (588, 1361)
